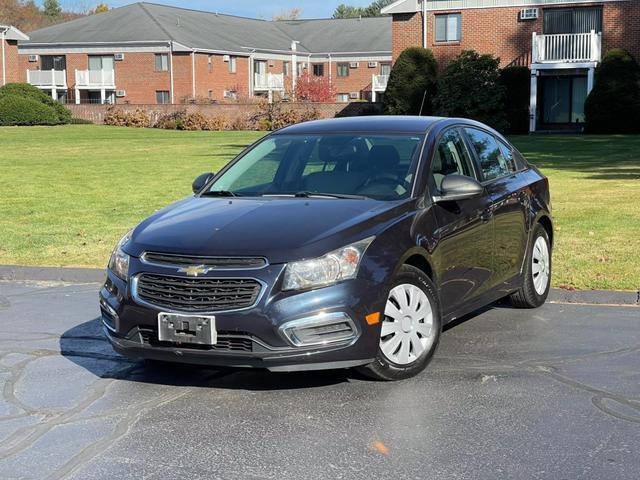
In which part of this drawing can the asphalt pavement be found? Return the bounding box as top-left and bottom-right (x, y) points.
(0, 279), (638, 480)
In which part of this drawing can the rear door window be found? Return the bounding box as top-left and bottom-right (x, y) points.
(464, 128), (514, 181)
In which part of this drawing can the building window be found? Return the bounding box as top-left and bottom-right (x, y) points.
(155, 54), (169, 71)
(336, 93), (350, 103)
(208, 55), (213, 73)
(312, 64), (324, 77)
(283, 61), (290, 76)
(543, 7), (602, 34)
(89, 55), (114, 71)
(156, 90), (170, 104)
(41, 55), (66, 71)
(380, 63), (391, 76)
(228, 56), (237, 73)
(435, 13), (461, 42)
(337, 63), (349, 77)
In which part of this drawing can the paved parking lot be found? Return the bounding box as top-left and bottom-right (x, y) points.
(0, 280), (638, 480)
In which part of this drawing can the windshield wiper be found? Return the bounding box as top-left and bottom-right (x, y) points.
(200, 190), (240, 197)
(261, 192), (370, 200)
(296, 191), (371, 200)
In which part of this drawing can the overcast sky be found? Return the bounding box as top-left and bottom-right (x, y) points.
(54, 0), (376, 19)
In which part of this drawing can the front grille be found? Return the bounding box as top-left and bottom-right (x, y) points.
(142, 252), (267, 269)
(135, 274), (262, 312)
(139, 328), (253, 352)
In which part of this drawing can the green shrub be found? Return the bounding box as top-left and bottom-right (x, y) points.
(0, 95), (60, 126)
(585, 48), (640, 134)
(0, 82), (71, 124)
(500, 66), (530, 134)
(70, 117), (93, 125)
(384, 47), (438, 115)
(434, 50), (508, 132)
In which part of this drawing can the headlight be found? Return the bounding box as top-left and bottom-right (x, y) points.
(283, 237), (374, 291)
(108, 229), (133, 280)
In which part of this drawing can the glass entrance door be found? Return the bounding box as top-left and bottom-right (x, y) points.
(540, 75), (588, 125)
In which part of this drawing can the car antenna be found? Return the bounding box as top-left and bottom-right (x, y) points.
(418, 90), (427, 116)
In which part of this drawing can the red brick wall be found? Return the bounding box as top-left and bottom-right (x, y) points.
(192, 53), (251, 102)
(392, 12), (424, 61)
(1, 39), (21, 84)
(392, 1), (640, 67)
(115, 52), (170, 104)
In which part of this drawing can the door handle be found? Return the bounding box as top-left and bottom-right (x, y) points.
(480, 208), (493, 222)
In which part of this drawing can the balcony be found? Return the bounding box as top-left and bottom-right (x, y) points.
(372, 74), (389, 92)
(27, 69), (66, 88)
(532, 30), (602, 64)
(254, 73), (284, 91)
(75, 69), (115, 88)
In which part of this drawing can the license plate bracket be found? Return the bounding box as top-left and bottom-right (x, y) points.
(157, 313), (217, 346)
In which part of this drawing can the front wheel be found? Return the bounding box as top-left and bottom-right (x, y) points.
(357, 265), (441, 381)
(510, 224), (552, 308)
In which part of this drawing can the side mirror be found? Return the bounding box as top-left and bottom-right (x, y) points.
(192, 172), (215, 194)
(432, 174), (483, 203)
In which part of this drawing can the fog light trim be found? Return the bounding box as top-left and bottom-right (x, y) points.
(279, 312), (359, 347)
(99, 297), (119, 333)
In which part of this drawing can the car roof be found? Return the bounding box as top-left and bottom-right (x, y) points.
(275, 116), (446, 135)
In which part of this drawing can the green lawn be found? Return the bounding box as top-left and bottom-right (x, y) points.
(1, 125), (638, 291)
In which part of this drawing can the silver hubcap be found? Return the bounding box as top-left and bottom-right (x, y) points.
(380, 284), (435, 366)
(532, 236), (550, 295)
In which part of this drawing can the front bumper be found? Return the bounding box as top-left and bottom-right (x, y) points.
(100, 259), (384, 372)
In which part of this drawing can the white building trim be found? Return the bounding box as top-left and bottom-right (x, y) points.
(383, 0), (629, 14)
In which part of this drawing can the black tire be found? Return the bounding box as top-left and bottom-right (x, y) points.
(510, 224), (552, 309)
(357, 265), (442, 381)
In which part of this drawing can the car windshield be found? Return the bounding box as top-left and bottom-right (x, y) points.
(205, 133), (424, 201)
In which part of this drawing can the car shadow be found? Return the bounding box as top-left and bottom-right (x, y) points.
(61, 301), (500, 390)
(60, 317), (356, 391)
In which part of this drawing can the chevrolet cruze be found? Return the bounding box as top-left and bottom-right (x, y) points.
(100, 116), (552, 380)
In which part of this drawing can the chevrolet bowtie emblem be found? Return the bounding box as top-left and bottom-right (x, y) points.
(178, 265), (211, 277)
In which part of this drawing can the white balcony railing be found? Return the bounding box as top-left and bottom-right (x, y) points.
(75, 69), (115, 88)
(372, 74), (389, 92)
(532, 30), (602, 64)
(27, 69), (67, 88)
(254, 73), (285, 91)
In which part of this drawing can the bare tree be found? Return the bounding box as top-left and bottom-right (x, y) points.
(273, 8), (302, 21)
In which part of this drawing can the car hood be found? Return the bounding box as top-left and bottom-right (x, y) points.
(125, 196), (410, 264)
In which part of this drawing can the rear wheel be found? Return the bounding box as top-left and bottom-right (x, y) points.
(357, 265), (441, 381)
(510, 224), (552, 308)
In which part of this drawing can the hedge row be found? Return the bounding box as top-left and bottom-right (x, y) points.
(103, 102), (321, 131)
(0, 83), (72, 126)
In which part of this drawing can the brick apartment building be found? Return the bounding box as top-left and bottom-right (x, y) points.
(7, 2), (392, 106)
(382, 0), (640, 131)
(1, 25), (29, 86)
